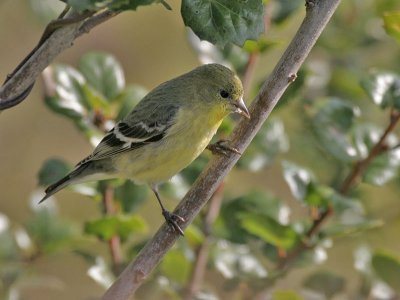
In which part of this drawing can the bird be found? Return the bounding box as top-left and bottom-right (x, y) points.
(40, 63), (250, 235)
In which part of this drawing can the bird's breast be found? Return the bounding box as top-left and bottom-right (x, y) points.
(114, 105), (226, 184)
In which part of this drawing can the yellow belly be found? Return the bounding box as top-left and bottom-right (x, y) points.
(112, 105), (226, 184)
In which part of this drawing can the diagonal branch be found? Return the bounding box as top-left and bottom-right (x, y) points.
(0, 8), (119, 110)
(100, 1), (342, 299)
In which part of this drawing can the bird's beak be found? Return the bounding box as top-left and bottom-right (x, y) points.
(233, 98), (250, 119)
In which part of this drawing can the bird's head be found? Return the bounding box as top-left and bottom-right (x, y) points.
(192, 64), (250, 119)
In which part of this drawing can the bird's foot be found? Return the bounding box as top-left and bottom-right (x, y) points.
(162, 210), (185, 236)
(207, 139), (241, 156)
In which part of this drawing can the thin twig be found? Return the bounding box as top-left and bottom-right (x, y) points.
(277, 109), (400, 270)
(101, 183), (124, 274)
(100, 2), (342, 299)
(182, 183), (225, 300)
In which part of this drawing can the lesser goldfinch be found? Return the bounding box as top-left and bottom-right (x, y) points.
(40, 63), (249, 234)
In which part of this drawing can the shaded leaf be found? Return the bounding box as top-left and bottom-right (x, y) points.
(217, 191), (287, 243)
(303, 271), (345, 298)
(310, 98), (360, 162)
(383, 11), (400, 43)
(67, 0), (161, 11)
(181, 0), (265, 47)
(240, 214), (299, 249)
(37, 158), (71, 186)
(372, 250), (400, 293)
(84, 215), (147, 241)
(114, 181), (148, 213)
(361, 72), (400, 110)
(78, 52), (125, 101)
(25, 210), (76, 253)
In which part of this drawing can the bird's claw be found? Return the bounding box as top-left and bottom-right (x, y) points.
(162, 210), (185, 236)
(207, 139), (241, 156)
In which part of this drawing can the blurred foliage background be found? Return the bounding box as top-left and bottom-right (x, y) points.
(1, 0), (400, 299)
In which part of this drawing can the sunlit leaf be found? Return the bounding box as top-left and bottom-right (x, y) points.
(45, 65), (90, 120)
(309, 98), (360, 162)
(213, 241), (267, 279)
(361, 72), (400, 110)
(84, 215), (147, 241)
(37, 158), (71, 186)
(383, 11), (400, 43)
(78, 52), (125, 101)
(240, 214), (299, 249)
(303, 271), (345, 298)
(372, 250), (400, 293)
(181, 0), (265, 47)
(161, 249), (191, 284)
(282, 161), (314, 201)
(87, 256), (115, 288)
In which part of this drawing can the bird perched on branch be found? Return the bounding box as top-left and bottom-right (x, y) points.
(40, 63), (250, 235)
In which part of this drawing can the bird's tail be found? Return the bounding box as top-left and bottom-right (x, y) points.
(39, 163), (91, 203)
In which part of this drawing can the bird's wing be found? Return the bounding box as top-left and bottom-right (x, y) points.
(77, 106), (179, 165)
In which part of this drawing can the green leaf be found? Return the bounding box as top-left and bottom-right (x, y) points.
(310, 98), (360, 162)
(45, 64), (90, 120)
(181, 0), (265, 47)
(383, 11), (400, 43)
(282, 161), (314, 201)
(242, 37), (277, 54)
(37, 158), (71, 186)
(217, 191), (287, 243)
(361, 72), (400, 110)
(304, 182), (331, 209)
(67, 0), (128, 11)
(26, 210), (76, 253)
(78, 52), (125, 101)
(117, 0), (167, 10)
(114, 181), (149, 213)
(160, 249), (191, 284)
(272, 290), (304, 300)
(240, 214), (299, 249)
(303, 271), (345, 298)
(84, 215), (147, 241)
(372, 250), (400, 293)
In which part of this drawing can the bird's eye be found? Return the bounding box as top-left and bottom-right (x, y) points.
(220, 90), (229, 98)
